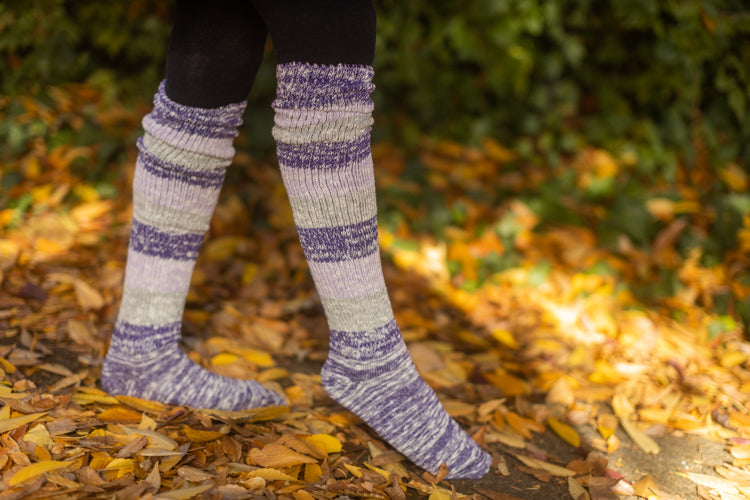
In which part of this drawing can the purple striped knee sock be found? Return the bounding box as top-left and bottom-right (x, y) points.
(272, 63), (491, 479)
(101, 82), (283, 410)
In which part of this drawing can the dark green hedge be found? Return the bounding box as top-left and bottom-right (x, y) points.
(2, 0), (748, 170)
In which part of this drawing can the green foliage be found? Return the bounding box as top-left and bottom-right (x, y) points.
(0, 1), (171, 97)
(1, 0), (748, 171)
(374, 0), (750, 169)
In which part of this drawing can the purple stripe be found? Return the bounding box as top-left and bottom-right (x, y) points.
(111, 321), (181, 347)
(151, 81), (245, 139)
(129, 219), (203, 260)
(277, 133), (370, 169)
(297, 215), (378, 263)
(327, 320), (401, 359)
(325, 347), (412, 378)
(137, 138), (226, 188)
(133, 164), (221, 215)
(274, 63), (374, 110)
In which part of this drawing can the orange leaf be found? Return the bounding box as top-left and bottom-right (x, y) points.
(505, 411), (544, 439)
(247, 443), (317, 468)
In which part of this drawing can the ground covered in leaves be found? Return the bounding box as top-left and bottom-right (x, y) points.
(1, 84), (749, 499)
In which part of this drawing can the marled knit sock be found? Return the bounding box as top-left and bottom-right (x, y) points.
(101, 82), (283, 410)
(273, 63), (491, 479)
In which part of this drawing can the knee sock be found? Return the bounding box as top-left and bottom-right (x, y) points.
(272, 63), (491, 479)
(101, 82), (283, 410)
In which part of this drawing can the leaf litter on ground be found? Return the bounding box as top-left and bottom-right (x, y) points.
(0, 84), (748, 499)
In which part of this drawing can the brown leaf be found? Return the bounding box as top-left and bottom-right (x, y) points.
(73, 279), (104, 310)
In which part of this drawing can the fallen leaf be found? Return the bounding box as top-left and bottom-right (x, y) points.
(8, 460), (73, 486)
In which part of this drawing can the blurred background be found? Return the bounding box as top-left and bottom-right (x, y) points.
(1, 0), (749, 333)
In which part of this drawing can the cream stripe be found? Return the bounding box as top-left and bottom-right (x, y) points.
(133, 194), (211, 233)
(118, 290), (186, 326)
(142, 133), (230, 169)
(308, 252), (385, 299)
(320, 290), (394, 332)
(273, 114), (373, 144)
(288, 187), (376, 228)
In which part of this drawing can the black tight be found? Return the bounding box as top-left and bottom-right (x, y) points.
(165, 0), (376, 108)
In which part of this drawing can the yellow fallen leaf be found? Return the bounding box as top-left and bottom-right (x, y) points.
(484, 371), (530, 396)
(597, 414), (618, 440)
(646, 198), (675, 220)
(304, 463), (323, 483)
(122, 426), (178, 450)
(293, 490), (316, 500)
(547, 416), (580, 448)
(505, 411), (545, 439)
(443, 399), (476, 417)
(304, 434), (342, 454)
(485, 430), (526, 448)
(116, 395), (168, 413)
(257, 367), (290, 382)
(612, 395), (660, 455)
(482, 137), (517, 163)
(204, 236), (240, 261)
(199, 405), (289, 423)
(0, 357), (17, 374)
(89, 451), (113, 470)
(490, 328), (518, 349)
(731, 445), (750, 460)
(242, 263), (259, 285)
(429, 488), (454, 500)
(72, 184), (100, 202)
(211, 353), (240, 366)
(678, 471), (742, 494)
(139, 413), (158, 431)
(105, 458), (135, 470)
(67, 319), (101, 349)
(70, 200), (112, 224)
(247, 443), (317, 468)
(245, 468), (300, 482)
(0, 412), (47, 434)
(72, 393), (120, 405)
(344, 463), (363, 478)
(30, 184), (54, 203)
(364, 463), (391, 481)
(719, 162), (748, 192)
(73, 279), (104, 310)
(155, 482), (214, 499)
(97, 407), (143, 424)
(22, 424), (53, 448)
(545, 377), (576, 406)
(589, 359), (626, 384)
(183, 425), (226, 443)
(237, 348), (275, 367)
(8, 460), (73, 486)
(633, 475), (659, 497)
(512, 453), (576, 477)
(721, 350), (747, 368)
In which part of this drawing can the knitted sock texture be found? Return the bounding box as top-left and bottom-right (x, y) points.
(272, 63), (491, 479)
(101, 82), (283, 410)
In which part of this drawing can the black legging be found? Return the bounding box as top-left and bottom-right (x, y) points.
(164, 0), (377, 108)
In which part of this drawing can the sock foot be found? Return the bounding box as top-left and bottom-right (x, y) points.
(102, 323), (284, 410)
(321, 323), (492, 479)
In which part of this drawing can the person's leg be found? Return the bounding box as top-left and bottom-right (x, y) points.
(101, 0), (283, 410)
(256, 0), (491, 479)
